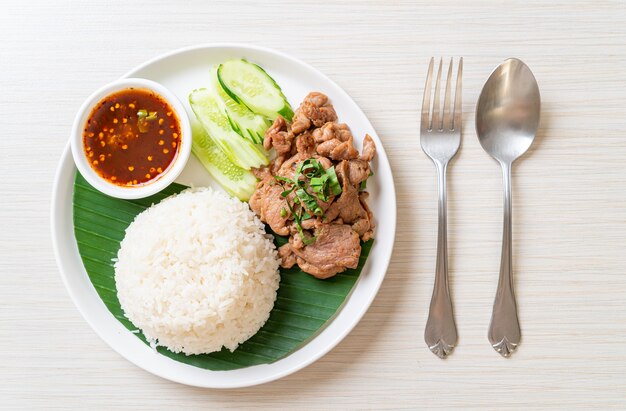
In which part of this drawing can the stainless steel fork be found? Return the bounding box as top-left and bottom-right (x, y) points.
(421, 57), (462, 359)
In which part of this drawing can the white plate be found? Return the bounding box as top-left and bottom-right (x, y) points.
(51, 44), (396, 388)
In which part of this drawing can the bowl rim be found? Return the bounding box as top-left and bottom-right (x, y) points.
(69, 77), (192, 200)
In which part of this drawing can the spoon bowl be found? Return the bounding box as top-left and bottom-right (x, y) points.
(476, 58), (540, 164)
(475, 58), (540, 357)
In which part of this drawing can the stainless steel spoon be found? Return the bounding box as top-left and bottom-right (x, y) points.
(475, 58), (540, 357)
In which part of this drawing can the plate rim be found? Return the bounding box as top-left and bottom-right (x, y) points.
(51, 43), (397, 388)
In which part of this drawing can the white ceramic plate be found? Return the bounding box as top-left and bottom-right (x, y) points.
(51, 44), (396, 388)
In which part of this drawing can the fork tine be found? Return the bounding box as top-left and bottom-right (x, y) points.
(431, 58), (443, 130)
(453, 57), (463, 131)
(421, 57), (434, 130)
(442, 58), (454, 130)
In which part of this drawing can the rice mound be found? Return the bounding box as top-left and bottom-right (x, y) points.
(114, 187), (280, 355)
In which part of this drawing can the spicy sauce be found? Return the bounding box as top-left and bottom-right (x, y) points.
(83, 88), (181, 186)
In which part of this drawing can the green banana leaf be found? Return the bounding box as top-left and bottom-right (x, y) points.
(72, 172), (372, 370)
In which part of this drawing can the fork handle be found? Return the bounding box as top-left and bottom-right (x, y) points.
(425, 161), (458, 359)
(488, 161), (521, 357)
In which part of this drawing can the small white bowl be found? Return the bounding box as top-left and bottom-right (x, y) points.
(70, 78), (191, 199)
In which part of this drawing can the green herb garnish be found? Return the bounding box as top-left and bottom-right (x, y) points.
(359, 171), (374, 192)
(296, 187), (323, 216)
(273, 158), (343, 245)
(296, 159), (342, 203)
(137, 109), (158, 133)
(326, 166), (342, 196)
(284, 200), (317, 245)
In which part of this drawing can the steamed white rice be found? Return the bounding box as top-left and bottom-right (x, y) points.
(114, 187), (280, 355)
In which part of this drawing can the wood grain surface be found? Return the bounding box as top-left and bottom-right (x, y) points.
(2, 1), (625, 409)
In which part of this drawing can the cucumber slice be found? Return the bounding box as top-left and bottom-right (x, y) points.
(189, 88), (269, 170)
(190, 121), (257, 201)
(218, 59), (294, 121)
(210, 66), (270, 145)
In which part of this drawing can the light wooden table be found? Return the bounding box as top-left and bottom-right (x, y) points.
(2, 1), (626, 409)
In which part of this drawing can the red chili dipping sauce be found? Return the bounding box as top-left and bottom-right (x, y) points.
(83, 88), (181, 186)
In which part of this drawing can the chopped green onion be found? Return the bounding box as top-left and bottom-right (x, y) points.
(274, 175), (292, 183)
(280, 207), (287, 218)
(310, 175), (329, 201)
(285, 200), (316, 245)
(296, 187), (323, 216)
(359, 171), (374, 192)
(279, 186), (295, 198)
(137, 109), (158, 133)
(326, 166), (342, 196)
(273, 158), (344, 245)
(310, 176), (326, 187)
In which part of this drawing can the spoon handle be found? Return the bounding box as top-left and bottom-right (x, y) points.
(425, 161), (458, 359)
(489, 162), (521, 357)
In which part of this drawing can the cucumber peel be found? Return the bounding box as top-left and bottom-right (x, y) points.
(210, 66), (270, 145)
(190, 120), (257, 201)
(218, 59), (294, 121)
(189, 88), (269, 170)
